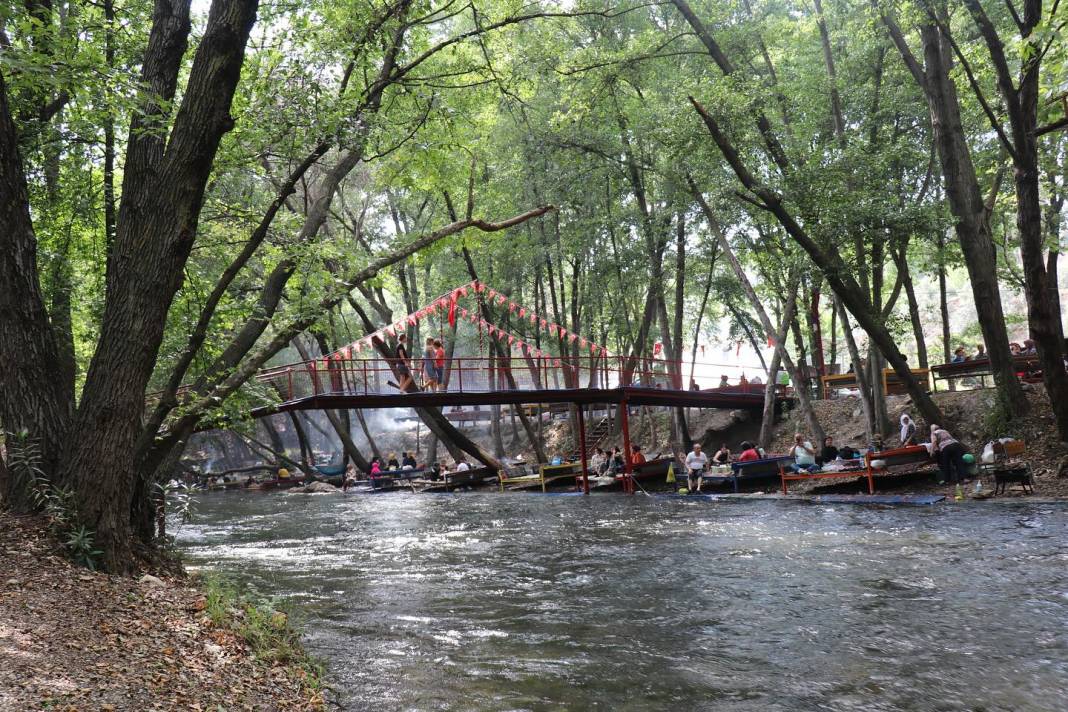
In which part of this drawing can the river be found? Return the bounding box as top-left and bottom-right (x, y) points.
(177, 492), (1068, 711)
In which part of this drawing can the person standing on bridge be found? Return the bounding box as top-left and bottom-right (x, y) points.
(395, 334), (414, 392)
(423, 337), (438, 391)
(433, 339), (446, 391)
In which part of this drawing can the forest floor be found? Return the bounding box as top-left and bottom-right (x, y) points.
(0, 514), (323, 711)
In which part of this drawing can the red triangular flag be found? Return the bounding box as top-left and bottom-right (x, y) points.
(448, 291), (457, 328)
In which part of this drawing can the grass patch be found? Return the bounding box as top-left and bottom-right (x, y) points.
(200, 573), (325, 694)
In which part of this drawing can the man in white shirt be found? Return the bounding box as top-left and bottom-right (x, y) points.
(685, 443), (709, 492)
(455, 460), (471, 471)
(790, 433), (817, 473)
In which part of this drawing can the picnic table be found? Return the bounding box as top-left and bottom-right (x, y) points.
(930, 355), (1042, 391)
(821, 368), (930, 399)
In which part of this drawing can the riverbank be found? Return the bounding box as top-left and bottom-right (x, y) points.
(0, 513), (323, 710)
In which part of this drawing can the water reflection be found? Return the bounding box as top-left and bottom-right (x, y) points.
(178, 493), (1068, 711)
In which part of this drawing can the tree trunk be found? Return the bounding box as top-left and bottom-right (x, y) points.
(895, 246), (929, 368)
(689, 185), (825, 443)
(759, 285), (798, 448)
(0, 72), (74, 505)
(884, 13), (1024, 415)
(835, 296), (875, 440)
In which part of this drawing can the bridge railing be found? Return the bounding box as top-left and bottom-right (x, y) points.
(255, 355), (779, 403)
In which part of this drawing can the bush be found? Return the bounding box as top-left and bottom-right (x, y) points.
(7, 429), (102, 570)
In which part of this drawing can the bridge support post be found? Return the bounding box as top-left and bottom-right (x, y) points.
(577, 403), (590, 495)
(620, 396), (634, 495)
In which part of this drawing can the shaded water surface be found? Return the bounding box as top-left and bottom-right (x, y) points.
(177, 493), (1068, 711)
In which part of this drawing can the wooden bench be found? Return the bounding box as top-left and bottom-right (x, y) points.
(499, 462), (580, 491)
(821, 368), (930, 399)
(780, 458), (875, 494)
(701, 456), (793, 492)
(931, 356), (1042, 391)
(980, 440), (1033, 495)
(780, 445), (931, 494)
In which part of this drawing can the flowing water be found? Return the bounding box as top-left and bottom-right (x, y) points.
(177, 492), (1068, 711)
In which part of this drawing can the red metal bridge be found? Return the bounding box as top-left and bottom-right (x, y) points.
(253, 355), (785, 414)
(250, 354), (789, 495)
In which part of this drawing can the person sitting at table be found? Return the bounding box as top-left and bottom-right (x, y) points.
(401, 451), (417, 469)
(789, 433), (818, 473)
(836, 444), (860, 460)
(455, 459), (471, 472)
(719, 374), (730, 388)
(1021, 339), (1037, 355)
(712, 444), (731, 464)
(973, 344), (987, 360)
(750, 375), (763, 385)
(387, 452), (400, 470)
(589, 448), (606, 474)
(817, 436), (839, 465)
(689, 378), (700, 391)
(369, 459), (382, 477)
(869, 432), (885, 453)
(951, 346), (967, 363)
(899, 413), (917, 446)
(1009, 342), (1022, 355)
(737, 441), (761, 462)
(630, 444), (646, 466)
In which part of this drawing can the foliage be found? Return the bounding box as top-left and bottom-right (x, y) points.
(202, 574), (324, 686)
(7, 430), (102, 569)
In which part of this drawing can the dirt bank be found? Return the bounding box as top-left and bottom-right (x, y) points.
(0, 514), (322, 711)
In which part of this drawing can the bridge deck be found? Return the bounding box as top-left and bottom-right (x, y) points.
(249, 385), (777, 418)
(252, 356), (785, 418)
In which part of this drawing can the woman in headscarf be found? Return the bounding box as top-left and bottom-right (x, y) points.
(930, 424), (968, 485)
(899, 413), (917, 446)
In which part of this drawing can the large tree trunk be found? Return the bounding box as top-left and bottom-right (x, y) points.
(834, 298), (875, 439)
(689, 185), (825, 443)
(51, 0), (261, 571)
(686, 100), (944, 427)
(0, 72), (73, 505)
(895, 246), (929, 368)
(884, 13), (1024, 415)
(758, 286), (798, 448)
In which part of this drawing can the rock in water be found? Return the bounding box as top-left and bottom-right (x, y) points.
(298, 481), (340, 494)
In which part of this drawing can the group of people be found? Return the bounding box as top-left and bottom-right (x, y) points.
(714, 374), (763, 389)
(588, 444), (649, 475)
(367, 451), (419, 476)
(951, 340), (1037, 363)
(682, 441), (768, 491)
(393, 334), (447, 392)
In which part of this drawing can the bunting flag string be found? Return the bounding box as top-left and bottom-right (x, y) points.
(324, 278), (611, 359)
